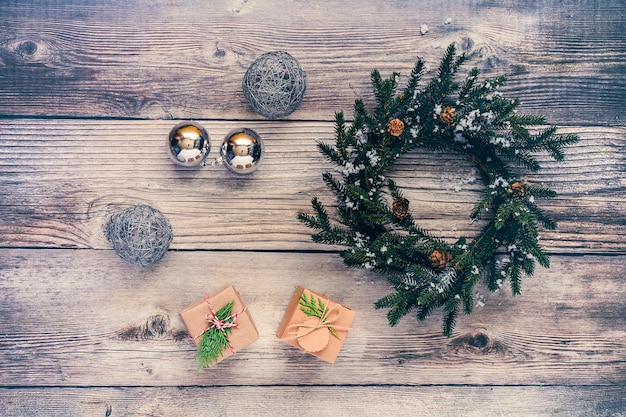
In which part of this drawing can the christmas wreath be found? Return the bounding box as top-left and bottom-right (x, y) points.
(298, 44), (578, 336)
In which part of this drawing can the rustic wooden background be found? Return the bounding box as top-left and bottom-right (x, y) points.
(0, 0), (624, 416)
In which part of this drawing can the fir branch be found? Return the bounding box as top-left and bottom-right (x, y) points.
(322, 172), (346, 198)
(311, 228), (350, 245)
(438, 43), (465, 81)
(197, 301), (235, 369)
(525, 234), (551, 269)
(523, 199), (557, 230)
(297, 198), (349, 245)
(317, 141), (344, 166)
(508, 261), (523, 296)
(458, 68), (481, 101)
(298, 197), (329, 228)
(372, 69), (400, 118)
(544, 132), (580, 161)
(442, 298), (459, 337)
(398, 58), (425, 110)
(471, 188), (501, 220)
(376, 285), (421, 327)
(462, 290), (474, 315)
(528, 185), (557, 199)
(334, 111), (349, 157)
(375, 289), (406, 310)
(508, 113), (546, 127)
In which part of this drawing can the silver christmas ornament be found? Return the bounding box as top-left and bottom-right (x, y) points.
(219, 128), (263, 174)
(167, 122), (210, 167)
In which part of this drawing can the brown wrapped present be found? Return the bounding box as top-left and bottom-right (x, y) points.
(276, 286), (356, 364)
(179, 285), (259, 368)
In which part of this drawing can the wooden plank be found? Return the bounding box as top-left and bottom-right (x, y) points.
(0, 249), (624, 387)
(0, 120), (624, 253)
(1, 386), (625, 417)
(0, 1), (623, 415)
(0, 1), (623, 124)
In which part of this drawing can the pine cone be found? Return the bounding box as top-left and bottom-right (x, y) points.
(392, 197), (410, 218)
(387, 118), (405, 137)
(429, 249), (452, 271)
(508, 181), (528, 199)
(440, 106), (456, 126)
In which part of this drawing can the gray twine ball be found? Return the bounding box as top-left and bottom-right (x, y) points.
(242, 51), (306, 119)
(107, 204), (173, 267)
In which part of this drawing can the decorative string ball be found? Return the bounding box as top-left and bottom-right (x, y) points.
(107, 204), (173, 267)
(242, 51), (306, 119)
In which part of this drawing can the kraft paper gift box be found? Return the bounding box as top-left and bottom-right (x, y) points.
(179, 285), (259, 368)
(276, 286), (356, 364)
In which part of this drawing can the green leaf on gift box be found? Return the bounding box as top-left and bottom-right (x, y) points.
(295, 287), (340, 340)
(197, 300), (235, 370)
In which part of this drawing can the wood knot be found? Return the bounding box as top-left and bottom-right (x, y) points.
(17, 41), (37, 56)
(391, 350), (431, 366)
(469, 332), (489, 349)
(172, 329), (191, 342)
(118, 314), (171, 341)
(450, 330), (509, 355)
(214, 47), (226, 58)
(145, 314), (169, 338)
(459, 36), (474, 52)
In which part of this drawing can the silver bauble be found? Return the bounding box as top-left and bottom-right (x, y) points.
(167, 122), (210, 167)
(219, 128), (263, 174)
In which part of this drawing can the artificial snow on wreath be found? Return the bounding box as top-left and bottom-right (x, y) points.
(298, 44), (578, 336)
(107, 204), (173, 266)
(242, 51), (306, 119)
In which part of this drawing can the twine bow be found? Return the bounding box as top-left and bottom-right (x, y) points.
(192, 293), (247, 355)
(285, 301), (351, 351)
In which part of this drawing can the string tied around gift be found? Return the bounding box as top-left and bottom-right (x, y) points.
(192, 293), (247, 355)
(285, 301), (352, 344)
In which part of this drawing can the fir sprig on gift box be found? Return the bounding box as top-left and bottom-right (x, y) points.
(296, 288), (340, 339)
(298, 43), (578, 336)
(197, 300), (235, 369)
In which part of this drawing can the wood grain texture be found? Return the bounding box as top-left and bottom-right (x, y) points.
(0, 249), (624, 387)
(1, 1), (624, 415)
(0, 120), (623, 253)
(1, 386), (625, 417)
(0, 0), (624, 124)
